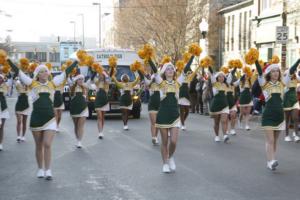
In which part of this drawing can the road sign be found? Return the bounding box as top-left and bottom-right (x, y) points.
(276, 26), (289, 44)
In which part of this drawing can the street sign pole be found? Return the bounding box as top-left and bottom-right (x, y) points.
(281, 0), (287, 70)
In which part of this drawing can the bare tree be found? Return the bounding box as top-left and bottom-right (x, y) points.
(115, 0), (189, 62)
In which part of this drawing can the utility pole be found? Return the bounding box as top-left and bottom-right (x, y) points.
(281, 0), (287, 70)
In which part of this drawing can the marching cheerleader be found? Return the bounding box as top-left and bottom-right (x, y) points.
(69, 71), (88, 148)
(238, 73), (253, 130)
(223, 66), (238, 135)
(89, 63), (109, 139)
(0, 73), (10, 151)
(253, 50), (299, 170)
(144, 73), (160, 145)
(53, 79), (66, 132)
(208, 62), (230, 143)
(7, 57), (77, 179)
(15, 76), (30, 142)
(111, 69), (140, 131)
(178, 56), (198, 131)
(283, 61), (300, 142)
(142, 47), (196, 173)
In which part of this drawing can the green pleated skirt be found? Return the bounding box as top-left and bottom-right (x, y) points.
(120, 90), (132, 110)
(15, 93), (30, 114)
(239, 88), (252, 107)
(148, 91), (160, 113)
(179, 83), (190, 99)
(53, 91), (64, 109)
(0, 92), (9, 119)
(210, 91), (229, 115)
(30, 92), (55, 131)
(283, 87), (299, 111)
(70, 92), (88, 117)
(95, 88), (109, 109)
(227, 92), (236, 110)
(262, 93), (284, 130)
(0, 92), (8, 111)
(156, 93), (180, 128)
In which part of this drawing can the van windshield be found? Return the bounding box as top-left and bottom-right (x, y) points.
(103, 65), (136, 82)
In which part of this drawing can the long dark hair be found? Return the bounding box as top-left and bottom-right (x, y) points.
(265, 70), (281, 82)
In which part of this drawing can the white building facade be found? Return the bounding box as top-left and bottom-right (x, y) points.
(219, 0), (254, 65)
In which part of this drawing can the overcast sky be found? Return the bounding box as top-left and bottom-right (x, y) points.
(0, 0), (114, 42)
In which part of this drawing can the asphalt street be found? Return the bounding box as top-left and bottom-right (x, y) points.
(1, 97), (300, 200)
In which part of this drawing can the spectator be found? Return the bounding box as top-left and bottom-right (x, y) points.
(189, 76), (199, 113)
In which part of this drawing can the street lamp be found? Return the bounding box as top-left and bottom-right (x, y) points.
(92, 2), (102, 48)
(199, 18), (208, 39)
(69, 21), (76, 42)
(199, 18), (209, 58)
(78, 14), (85, 48)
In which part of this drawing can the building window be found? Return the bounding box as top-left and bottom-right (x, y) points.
(261, 0), (272, 11)
(243, 11), (247, 50)
(36, 52), (47, 62)
(64, 47), (69, 59)
(239, 13), (242, 51)
(231, 15), (235, 51)
(25, 52), (35, 60)
(227, 16), (230, 51)
(248, 10), (252, 49)
(49, 52), (60, 62)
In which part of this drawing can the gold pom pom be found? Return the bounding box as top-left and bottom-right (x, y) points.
(161, 55), (171, 65)
(91, 62), (103, 75)
(243, 66), (252, 77)
(176, 60), (185, 72)
(245, 48), (259, 65)
(65, 59), (73, 67)
(200, 56), (213, 68)
(130, 60), (142, 72)
(271, 55), (280, 64)
(220, 66), (229, 74)
(1, 64), (11, 74)
(228, 60), (235, 69)
(0, 49), (7, 65)
(138, 49), (146, 59)
(76, 50), (87, 62)
(19, 58), (30, 71)
(188, 43), (202, 56)
(108, 56), (118, 68)
(183, 52), (192, 64)
(234, 59), (243, 69)
(28, 63), (38, 73)
(143, 44), (155, 60)
(45, 63), (52, 70)
(84, 55), (94, 66)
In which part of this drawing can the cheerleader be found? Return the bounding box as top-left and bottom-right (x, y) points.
(146, 56), (194, 173)
(255, 57), (299, 170)
(53, 80), (66, 132)
(144, 73), (160, 145)
(89, 68), (110, 139)
(111, 72), (140, 131)
(69, 71), (88, 148)
(283, 64), (300, 142)
(208, 66), (230, 143)
(7, 58), (77, 179)
(15, 77), (30, 142)
(0, 73), (10, 151)
(178, 56), (197, 130)
(235, 70), (253, 130)
(224, 67), (238, 135)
